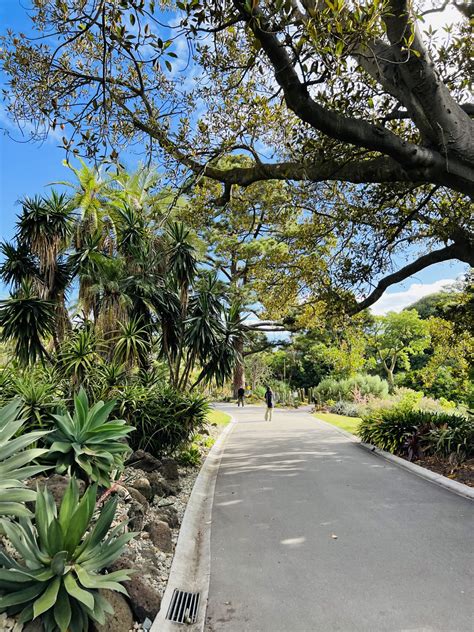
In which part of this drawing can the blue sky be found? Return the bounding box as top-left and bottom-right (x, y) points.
(0, 0), (468, 310)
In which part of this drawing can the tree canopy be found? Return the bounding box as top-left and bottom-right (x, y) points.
(1, 0), (473, 313)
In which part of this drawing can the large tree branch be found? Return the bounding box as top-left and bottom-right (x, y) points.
(383, 0), (474, 163)
(231, 0), (474, 194)
(112, 100), (474, 197)
(352, 241), (472, 314)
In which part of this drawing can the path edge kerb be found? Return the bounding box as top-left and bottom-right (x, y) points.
(312, 414), (474, 501)
(150, 410), (236, 632)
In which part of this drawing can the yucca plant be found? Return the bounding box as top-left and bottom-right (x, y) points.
(46, 389), (134, 487)
(0, 400), (51, 518)
(0, 478), (135, 632)
(113, 317), (151, 369)
(0, 280), (56, 366)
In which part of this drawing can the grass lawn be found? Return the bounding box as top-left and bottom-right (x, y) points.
(313, 412), (361, 435)
(207, 408), (232, 426)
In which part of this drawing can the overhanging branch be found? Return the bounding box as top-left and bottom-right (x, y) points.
(352, 242), (467, 314)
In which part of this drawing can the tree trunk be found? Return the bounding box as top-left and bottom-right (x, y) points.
(232, 335), (245, 398)
(386, 368), (395, 394)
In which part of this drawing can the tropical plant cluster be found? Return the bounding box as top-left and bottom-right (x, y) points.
(358, 409), (474, 462)
(0, 162), (239, 392)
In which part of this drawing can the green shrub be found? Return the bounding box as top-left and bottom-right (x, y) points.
(315, 374), (389, 403)
(0, 367), (65, 431)
(117, 384), (209, 456)
(177, 444), (201, 466)
(46, 389), (134, 487)
(0, 400), (52, 518)
(392, 387), (423, 413)
(359, 408), (471, 458)
(329, 401), (361, 417)
(0, 478), (135, 632)
(428, 419), (474, 459)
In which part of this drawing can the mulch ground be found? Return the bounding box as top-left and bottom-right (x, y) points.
(410, 455), (474, 487)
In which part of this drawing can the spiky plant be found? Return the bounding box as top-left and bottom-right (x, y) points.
(113, 317), (151, 369)
(46, 389), (134, 487)
(0, 241), (39, 289)
(0, 478), (135, 632)
(16, 192), (73, 291)
(0, 400), (51, 518)
(0, 280), (56, 366)
(59, 326), (101, 387)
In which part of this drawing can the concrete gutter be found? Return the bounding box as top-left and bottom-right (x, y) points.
(313, 415), (474, 501)
(150, 413), (236, 632)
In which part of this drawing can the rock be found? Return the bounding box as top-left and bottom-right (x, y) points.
(126, 485), (149, 509)
(28, 475), (85, 507)
(145, 521), (173, 553)
(155, 505), (180, 529)
(108, 556), (162, 622)
(127, 499), (146, 531)
(147, 472), (180, 498)
(159, 457), (179, 481)
(130, 477), (153, 501)
(126, 577), (162, 622)
(91, 589), (134, 632)
(126, 450), (162, 472)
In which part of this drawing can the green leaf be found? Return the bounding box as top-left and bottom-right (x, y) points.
(33, 576), (60, 618)
(64, 572), (94, 610)
(0, 502), (33, 517)
(54, 586), (72, 632)
(0, 582), (45, 608)
(59, 477), (80, 530)
(76, 566), (128, 595)
(64, 484), (96, 553)
(51, 550), (69, 576)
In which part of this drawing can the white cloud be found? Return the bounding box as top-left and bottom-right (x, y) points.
(370, 278), (457, 316)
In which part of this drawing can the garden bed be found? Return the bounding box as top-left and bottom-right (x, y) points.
(313, 410), (473, 489)
(403, 455), (474, 487)
(0, 413), (231, 632)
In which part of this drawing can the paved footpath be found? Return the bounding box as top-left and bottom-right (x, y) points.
(205, 405), (473, 632)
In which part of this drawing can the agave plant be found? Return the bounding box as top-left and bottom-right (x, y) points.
(47, 389), (134, 487)
(0, 400), (51, 517)
(0, 478), (135, 632)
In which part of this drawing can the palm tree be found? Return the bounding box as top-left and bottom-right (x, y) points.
(91, 257), (131, 350)
(67, 232), (109, 320)
(59, 158), (116, 247)
(0, 280), (56, 365)
(112, 164), (161, 213)
(16, 191), (73, 295)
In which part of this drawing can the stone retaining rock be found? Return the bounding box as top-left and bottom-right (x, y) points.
(160, 457), (179, 481)
(108, 555), (162, 622)
(145, 521), (172, 553)
(146, 472), (180, 498)
(92, 589), (134, 632)
(126, 450), (162, 472)
(154, 504), (180, 529)
(27, 474), (85, 507)
(130, 477), (153, 501)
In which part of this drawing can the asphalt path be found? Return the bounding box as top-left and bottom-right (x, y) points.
(205, 405), (473, 632)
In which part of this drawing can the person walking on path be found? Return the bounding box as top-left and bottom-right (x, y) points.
(264, 386), (274, 421)
(237, 386), (245, 407)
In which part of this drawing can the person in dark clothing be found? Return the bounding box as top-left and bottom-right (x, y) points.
(237, 386), (245, 406)
(264, 386), (274, 421)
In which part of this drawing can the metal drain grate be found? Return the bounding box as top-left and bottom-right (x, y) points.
(166, 589), (200, 624)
